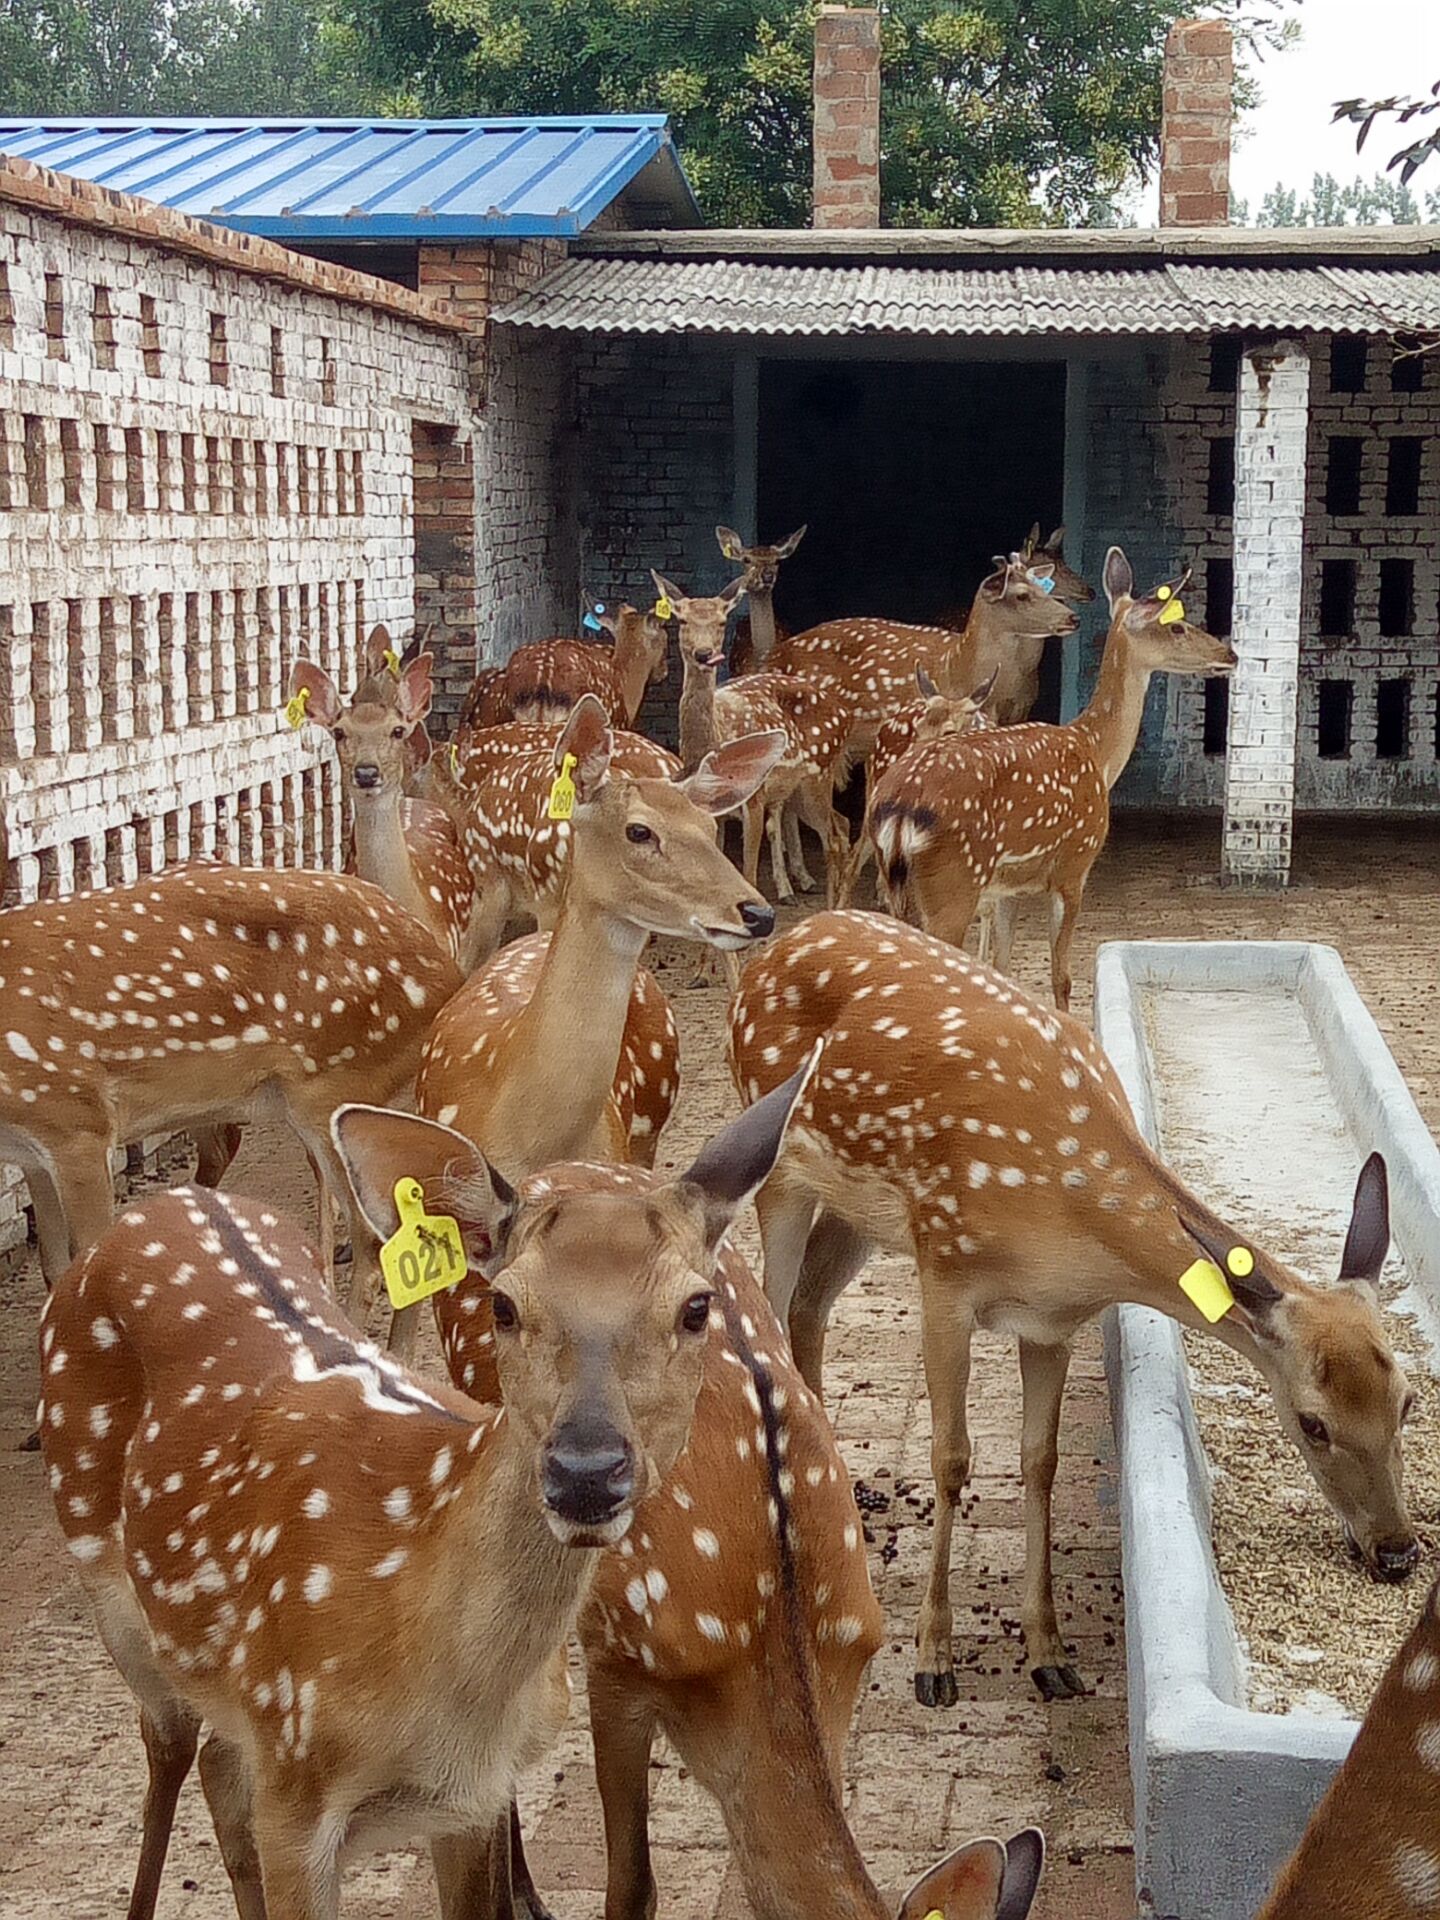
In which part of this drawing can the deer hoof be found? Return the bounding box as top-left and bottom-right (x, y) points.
(914, 1667), (959, 1708)
(18, 1426), (41, 1453)
(1031, 1662), (1088, 1702)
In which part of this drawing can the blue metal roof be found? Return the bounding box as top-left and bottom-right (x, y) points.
(0, 116), (699, 237)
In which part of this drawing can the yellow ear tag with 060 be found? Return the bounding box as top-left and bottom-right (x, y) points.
(547, 751), (579, 822)
(381, 648), (401, 678)
(1156, 583), (1186, 627)
(380, 1177), (467, 1311)
(1178, 1243), (1253, 1323)
(284, 685), (311, 729)
(654, 595), (674, 621)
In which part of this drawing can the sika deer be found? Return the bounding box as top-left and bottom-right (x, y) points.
(463, 600), (669, 729)
(431, 1152), (1044, 1920)
(0, 865), (460, 1311)
(40, 1067), (815, 1920)
(872, 549), (1235, 1008)
(730, 912), (1419, 1706)
(1258, 1571), (1440, 1919)
(769, 557), (1078, 761)
(716, 522), (806, 672)
(289, 651), (480, 968)
(660, 571), (852, 902)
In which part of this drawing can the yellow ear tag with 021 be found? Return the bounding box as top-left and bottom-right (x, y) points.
(654, 595), (673, 621)
(547, 751), (579, 822)
(381, 648), (401, 678)
(380, 1178), (467, 1311)
(1156, 582), (1186, 627)
(1177, 1244), (1253, 1323)
(284, 685), (310, 729)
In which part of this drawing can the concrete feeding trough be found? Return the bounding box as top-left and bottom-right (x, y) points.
(1094, 940), (1440, 1920)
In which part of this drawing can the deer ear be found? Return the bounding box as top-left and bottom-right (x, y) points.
(678, 729), (787, 816)
(651, 569), (686, 612)
(1103, 547), (1134, 615)
(1023, 521), (1041, 554)
(555, 693), (613, 804)
(289, 658), (342, 728)
(995, 1830), (1044, 1920)
(775, 523), (807, 558)
(672, 1047), (819, 1255)
(330, 1104), (517, 1273)
(1340, 1153), (1390, 1287)
(720, 575), (749, 613)
(395, 653), (434, 726)
(979, 564), (1007, 601)
(1176, 1210), (1284, 1314)
(1044, 525), (1066, 554)
(970, 666), (999, 709)
(896, 1838), (1006, 1920)
(916, 665), (940, 698)
(362, 624), (393, 674)
(715, 525), (746, 559)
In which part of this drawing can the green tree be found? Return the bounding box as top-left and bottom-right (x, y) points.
(1335, 79), (1440, 185)
(1248, 170), (1423, 227)
(323, 0), (1298, 227)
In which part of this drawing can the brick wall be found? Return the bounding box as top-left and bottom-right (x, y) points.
(1159, 19), (1234, 225)
(812, 5), (882, 229)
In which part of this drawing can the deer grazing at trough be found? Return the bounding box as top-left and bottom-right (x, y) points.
(429, 1142), (1046, 1920)
(0, 864), (460, 1314)
(39, 1064), (817, 1920)
(461, 600), (670, 730)
(768, 556), (1078, 763)
(1257, 1571), (1440, 1920)
(290, 650), (480, 968)
(717, 522), (806, 673)
(730, 912), (1420, 1707)
(659, 570), (853, 903)
(871, 548), (1236, 1008)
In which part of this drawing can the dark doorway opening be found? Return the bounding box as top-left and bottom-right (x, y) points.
(757, 357), (1068, 716)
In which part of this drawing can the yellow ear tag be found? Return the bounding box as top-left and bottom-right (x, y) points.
(1156, 583), (1186, 626)
(379, 1177), (467, 1311)
(922, 1910), (945, 1920)
(723, 542), (740, 559)
(654, 595), (673, 621)
(547, 751), (579, 822)
(1179, 1257), (1236, 1324)
(284, 685), (311, 729)
(381, 648), (401, 678)
(1226, 1245), (1255, 1278)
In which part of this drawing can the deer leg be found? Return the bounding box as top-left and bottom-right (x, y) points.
(198, 1732), (267, 1920)
(127, 1704), (201, 1920)
(784, 791), (820, 895)
(788, 1209), (873, 1396)
(253, 1799), (341, 1920)
(590, 1678), (659, 1920)
(988, 895), (1020, 977)
(433, 1809), (519, 1920)
(915, 1280), (976, 1709)
(26, 1163), (74, 1286)
(509, 1802), (559, 1920)
(1018, 1337), (1086, 1701)
(463, 875), (514, 967)
(765, 804), (796, 903)
(1047, 881), (1086, 1013)
(193, 1122), (244, 1188)
(755, 1180), (817, 1339)
(822, 809), (851, 911)
(50, 1139), (118, 1268)
(739, 798), (764, 889)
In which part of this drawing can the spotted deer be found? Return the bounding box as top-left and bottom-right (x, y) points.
(461, 601), (669, 730)
(39, 1064), (817, 1920)
(0, 864), (460, 1313)
(768, 557), (1078, 762)
(1258, 1572), (1440, 1919)
(716, 522), (806, 672)
(730, 911), (1419, 1706)
(659, 571), (852, 903)
(289, 652), (479, 968)
(836, 666), (997, 910)
(430, 1153), (1044, 1920)
(871, 549), (1236, 1008)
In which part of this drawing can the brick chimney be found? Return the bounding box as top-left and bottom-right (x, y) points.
(812, 6), (881, 229)
(1159, 18), (1234, 225)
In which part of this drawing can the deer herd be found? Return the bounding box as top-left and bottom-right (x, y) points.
(4, 518), (1427, 1919)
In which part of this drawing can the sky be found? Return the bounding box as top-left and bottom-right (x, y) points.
(1133, 0), (1439, 218)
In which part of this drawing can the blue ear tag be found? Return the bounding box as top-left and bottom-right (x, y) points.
(582, 603), (605, 634)
(1032, 571), (1055, 595)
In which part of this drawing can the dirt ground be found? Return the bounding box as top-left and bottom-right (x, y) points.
(1, 812), (1437, 1920)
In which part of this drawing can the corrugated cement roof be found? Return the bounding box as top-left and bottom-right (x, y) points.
(0, 117), (699, 237)
(494, 256), (1440, 337)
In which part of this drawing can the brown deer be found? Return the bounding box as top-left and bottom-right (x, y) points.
(716, 523), (806, 673)
(0, 864), (460, 1312)
(38, 1063), (816, 1920)
(1258, 1572), (1440, 1919)
(871, 548), (1236, 1008)
(836, 665), (997, 909)
(289, 650), (480, 968)
(934, 524), (1095, 648)
(659, 571), (852, 903)
(461, 600), (669, 730)
(431, 1153), (1045, 1920)
(729, 911), (1420, 1707)
(768, 557), (1078, 761)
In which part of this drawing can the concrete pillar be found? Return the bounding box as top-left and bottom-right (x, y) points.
(1222, 342), (1310, 886)
(1159, 19), (1233, 226)
(812, 6), (881, 228)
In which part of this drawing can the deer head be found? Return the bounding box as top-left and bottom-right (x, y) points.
(553, 694), (782, 947)
(1019, 524), (1095, 606)
(912, 665), (997, 748)
(977, 556), (1080, 643)
(652, 571), (747, 670)
(586, 598), (672, 688)
(714, 524), (807, 597)
(290, 652), (434, 802)
(1179, 1154), (1419, 1581)
(333, 1057), (817, 1545)
(1103, 549), (1237, 677)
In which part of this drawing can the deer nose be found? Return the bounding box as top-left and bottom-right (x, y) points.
(542, 1420), (635, 1528)
(353, 764), (382, 790)
(1374, 1537), (1421, 1582)
(740, 900), (775, 938)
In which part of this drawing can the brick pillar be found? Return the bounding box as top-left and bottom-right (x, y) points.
(813, 6), (881, 229)
(1159, 18), (1233, 225)
(1222, 343), (1310, 886)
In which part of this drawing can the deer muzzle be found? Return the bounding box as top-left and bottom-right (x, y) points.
(541, 1415), (637, 1544)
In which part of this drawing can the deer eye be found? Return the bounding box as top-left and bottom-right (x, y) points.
(680, 1292), (713, 1335)
(490, 1292), (519, 1333)
(391, 726), (406, 740)
(333, 727), (346, 744)
(1298, 1413), (1330, 1446)
(626, 822), (655, 846)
